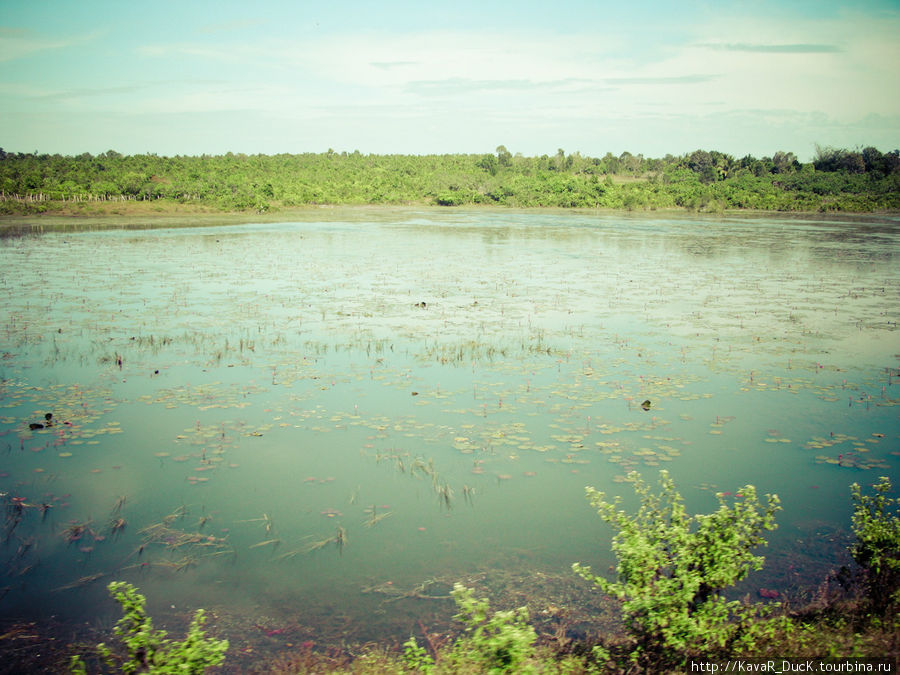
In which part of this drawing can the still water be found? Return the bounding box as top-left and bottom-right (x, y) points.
(1, 210), (898, 658)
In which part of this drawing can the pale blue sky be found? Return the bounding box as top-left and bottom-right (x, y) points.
(2, 0), (898, 160)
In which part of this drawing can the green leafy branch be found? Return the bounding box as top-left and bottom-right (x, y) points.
(850, 477), (900, 618)
(71, 581), (228, 674)
(573, 470), (780, 668)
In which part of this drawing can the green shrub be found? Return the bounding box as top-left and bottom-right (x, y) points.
(73, 581), (228, 674)
(850, 477), (900, 618)
(446, 582), (537, 673)
(434, 191), (471, 206)
(402, 636), (435, 673)
(573, 470), (780, 669)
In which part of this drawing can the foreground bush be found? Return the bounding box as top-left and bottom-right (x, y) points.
(404, 582), (539, 674)
(573, 470), (781, 670)
(71, 581), (228, 674)
(850, 476), (900, 618)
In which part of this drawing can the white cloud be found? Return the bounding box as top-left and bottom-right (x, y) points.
(3, 5), (897, 156)
(0, 28), (101, 62)
(117, 13), (899, 155)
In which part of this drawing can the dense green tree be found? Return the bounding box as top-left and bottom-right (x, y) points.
(477, 154), (498, 176)
(772, 151), (800, 174)
(495, 145), (512, 167)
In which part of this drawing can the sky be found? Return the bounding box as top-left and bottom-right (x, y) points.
(1, 0), (898, 161)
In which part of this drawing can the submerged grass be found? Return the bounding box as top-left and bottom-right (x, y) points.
(4, 553), (899, 672)
(39, 586), (900, 673)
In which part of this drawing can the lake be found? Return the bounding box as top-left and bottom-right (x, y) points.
(1, 209), (898, 666)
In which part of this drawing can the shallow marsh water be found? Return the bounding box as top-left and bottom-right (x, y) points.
(0, 209), (898, 662)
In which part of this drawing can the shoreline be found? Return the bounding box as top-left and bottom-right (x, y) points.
(2, 201), (898, 235)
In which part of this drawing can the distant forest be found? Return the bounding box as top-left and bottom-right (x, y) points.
(1, 145), (898, 214)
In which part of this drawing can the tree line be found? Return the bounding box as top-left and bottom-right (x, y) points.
(0, 144), (897, 214)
